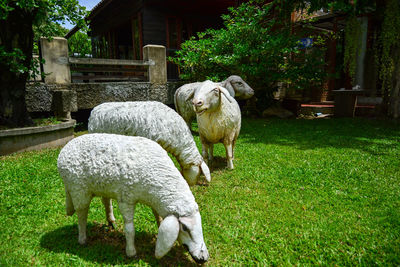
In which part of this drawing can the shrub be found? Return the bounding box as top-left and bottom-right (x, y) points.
(171, 1), (327, 113)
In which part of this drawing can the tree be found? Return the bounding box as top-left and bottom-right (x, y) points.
(174, 0), (400, 117)
(0, 0), (87, 127)
(68, 29), (92, 57)
(172, 1), (327, 113)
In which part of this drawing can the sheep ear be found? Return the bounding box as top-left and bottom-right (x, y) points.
(155, 215), (180, 259)
(185, 90), (195, 102)
(201, 161), (211, 183)
(218, 86), (234, 103)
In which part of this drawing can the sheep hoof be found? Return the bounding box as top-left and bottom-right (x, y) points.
(78, 238), (87, 246)
(108, 221), (116, 229)
(227, 162), (234, 170)
(126, 248), (137, 258)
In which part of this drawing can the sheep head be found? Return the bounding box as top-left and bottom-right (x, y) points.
(192, 81), (233, 115)
(223, 75), (254, 100)
(155, 212), (209, 263)
(183, 161), (211, 186)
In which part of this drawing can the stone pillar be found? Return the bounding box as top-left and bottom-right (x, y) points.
(40, 37), (76, 119)
(52, 89), (77, 121)
(143, 45), (168, 102)
(40, 37), (71, 84)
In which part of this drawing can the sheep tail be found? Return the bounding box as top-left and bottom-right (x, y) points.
(65, 188), (75, 216)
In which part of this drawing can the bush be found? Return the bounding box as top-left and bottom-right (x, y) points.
(171, 1), (327, 113)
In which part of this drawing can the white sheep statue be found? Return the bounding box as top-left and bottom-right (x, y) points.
(57, 133), (209, 262)
(174, 75), (253, 130)
(88, 101), (211, 186)
(192, 81), (241, 169)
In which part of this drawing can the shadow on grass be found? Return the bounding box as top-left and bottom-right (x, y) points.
(209, 156), (229, 172)
(239, 117), (400, 155)
(40, 222), (197, 266)
(190, 130), (199, 137)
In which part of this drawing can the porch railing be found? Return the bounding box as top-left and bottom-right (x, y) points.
(38, 37), (167, 86)
(68, 57), (154, 83)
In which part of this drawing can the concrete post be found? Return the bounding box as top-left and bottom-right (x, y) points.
(143, 45), (168, 102)
(52, 89), (78, 121)
(40, 37), (71, 84)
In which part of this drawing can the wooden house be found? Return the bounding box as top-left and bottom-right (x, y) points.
(69, 0), (242, 79)
(289, 8), (382, 116)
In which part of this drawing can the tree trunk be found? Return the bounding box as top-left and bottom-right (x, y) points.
(0, 6), (35, 127)
(389, 46), (400, 118)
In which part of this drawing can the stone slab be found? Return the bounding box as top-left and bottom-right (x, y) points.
(0, 120), (75, 156)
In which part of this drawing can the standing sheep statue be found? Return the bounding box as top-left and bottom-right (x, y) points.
(191, 81), (241, 169)
(88, 101), (211, 186)
(174, 75), (253, 130)
(57, 134), (209, 262)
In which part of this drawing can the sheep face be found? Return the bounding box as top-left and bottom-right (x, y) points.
(183, 161), (211, 186)
(155, 212), (209, 262)
(178, 212), (209, 263)
(182, 165), (201, 186)
(225, 75), (254, 99)
(192, 81), (231, 115)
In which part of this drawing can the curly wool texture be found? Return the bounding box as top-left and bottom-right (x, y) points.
(174, 76), (253, 128)
(88, 101), (203, 168)
(58, 134), (198, 218)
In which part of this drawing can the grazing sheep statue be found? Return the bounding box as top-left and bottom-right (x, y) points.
(192, 81), (241, 169)
(57, 134), (209, 262)
(88, 101), (211, 186)
(174, 75), (253, 130)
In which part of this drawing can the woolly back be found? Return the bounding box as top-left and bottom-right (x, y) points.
(58, 134), (198, 217)
(88, 101), (202, 167)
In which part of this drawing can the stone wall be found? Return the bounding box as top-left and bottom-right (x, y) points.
(26, 81), (181, 112)
(27, 39), (177, 114)
(0, 120), (75, 156)
(71, 82), (151, 109)
(26, 83), (67, 112)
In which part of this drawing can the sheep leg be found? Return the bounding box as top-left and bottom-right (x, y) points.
(224, 142), (234, 170)
(201, 142), (210, 164)
(102, 197), (116, 228)
(119, 202), (136, 257)
(152, 208), (162, 227)
(76, 207), (90, 245)
(72, 193), (92, 245)
(232, 139), (237, 160)
(208, 144), (214, 162)
(65, 189), (75, 216)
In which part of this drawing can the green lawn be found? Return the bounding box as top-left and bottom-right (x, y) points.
(1, 117), (399, 266)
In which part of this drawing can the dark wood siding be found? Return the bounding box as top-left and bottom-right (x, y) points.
(142, 6), (167, 46)
(89, 0), (237, 77)
(90, 0), (143, 37)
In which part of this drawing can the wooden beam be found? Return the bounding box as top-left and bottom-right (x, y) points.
(71, 75), (145, 81)
(71, 67), (147, 74)
(68, 57), (154, 66)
